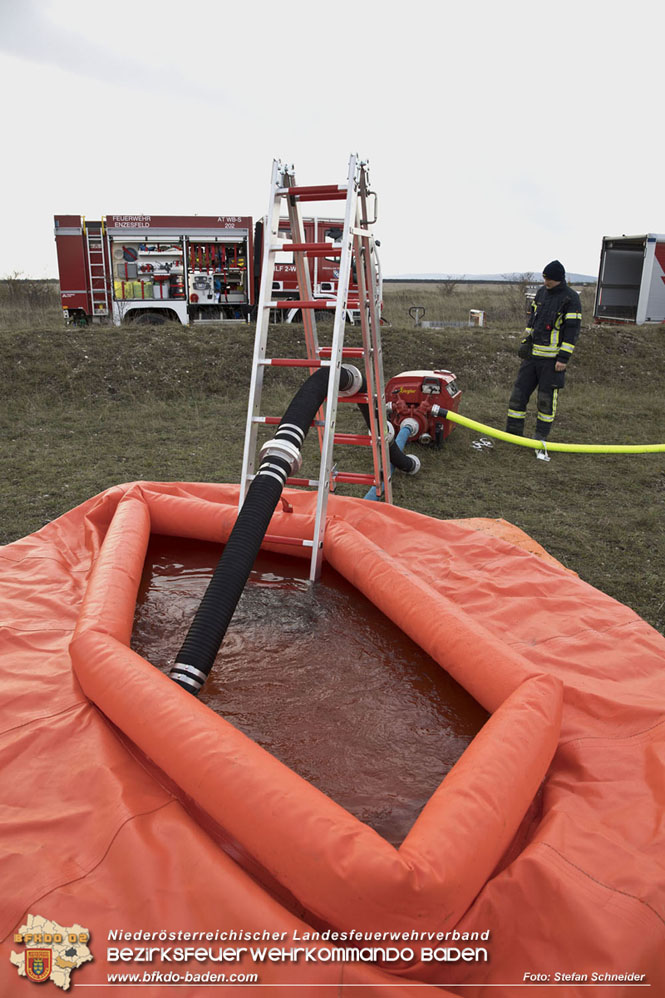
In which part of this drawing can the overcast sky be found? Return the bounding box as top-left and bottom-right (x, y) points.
(0, 0), (662, 279)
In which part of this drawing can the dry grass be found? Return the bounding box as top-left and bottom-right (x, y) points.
(1, 278), (664, 634)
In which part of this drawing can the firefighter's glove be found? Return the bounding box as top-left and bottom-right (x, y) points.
(518, 334), (533, 360)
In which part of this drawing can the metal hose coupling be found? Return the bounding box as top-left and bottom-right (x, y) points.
(401, 416), (420, 439)
(338, 364), (364, 397)
(257, 435), (303, 486)
(406, 453), (421, 475)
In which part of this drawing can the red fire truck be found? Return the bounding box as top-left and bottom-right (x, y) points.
(260, 216), (360, 322)
(54, 214), (372, 326)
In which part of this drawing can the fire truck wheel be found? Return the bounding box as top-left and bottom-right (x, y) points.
(133, 312), (167, 326)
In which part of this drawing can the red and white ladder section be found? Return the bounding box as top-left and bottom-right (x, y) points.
(84, 218), (111, 317)
(240, 155), (393, 581)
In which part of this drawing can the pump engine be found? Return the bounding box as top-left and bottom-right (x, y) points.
(385, 370), (462, 447)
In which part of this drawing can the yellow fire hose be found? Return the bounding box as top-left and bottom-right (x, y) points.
(441, 409), (665, 454)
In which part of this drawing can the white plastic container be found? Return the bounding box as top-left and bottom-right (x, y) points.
(153, 276), (170, 300)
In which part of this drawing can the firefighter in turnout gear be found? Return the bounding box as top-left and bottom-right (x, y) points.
(506, 260), (582, 441)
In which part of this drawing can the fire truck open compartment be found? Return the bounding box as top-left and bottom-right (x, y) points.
(594, 238), (645, 321)
(54, 215), (254, 326)
(55, 213), (370, 327)
(106, 217), (253, 325)
(594, 233), (665, 324)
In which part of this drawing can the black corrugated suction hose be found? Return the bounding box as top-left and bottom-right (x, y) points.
(169, 365), (356, 695)
(356, 401), (418, 474)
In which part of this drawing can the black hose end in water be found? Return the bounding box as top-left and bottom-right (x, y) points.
(168, 364), (355, 697)
(170, 661), (208, 695)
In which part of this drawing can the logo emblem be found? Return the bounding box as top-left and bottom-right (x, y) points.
(26, 949), (52, 983)
(11, 915), (93, 990)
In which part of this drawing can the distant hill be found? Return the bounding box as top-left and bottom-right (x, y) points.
(386, 272), (597, 284)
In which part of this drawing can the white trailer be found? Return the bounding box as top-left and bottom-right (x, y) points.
(594, 234), (665, 324)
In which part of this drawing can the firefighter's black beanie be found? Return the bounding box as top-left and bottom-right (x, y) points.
(543, 260), (565, 281)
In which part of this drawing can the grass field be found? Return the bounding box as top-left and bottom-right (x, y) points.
(2, 278), (664, 634)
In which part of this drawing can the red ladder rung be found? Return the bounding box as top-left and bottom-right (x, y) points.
(263, 534), (313, 548)
(263, 358), (327, 367)
(333, 472), (376, 485)
(318, 347), (365, 358)
(270, 300), (336, 309)
(338, 393), (369, 403)
(334, 433), (372, 446)
(293, 192), (347, 202)
(294, 193), (347, 202)
(285, 476), (320, 487)
(286, 185), (346, 199)
(281, 243), (342, 256)
(255, 417), (324, 428)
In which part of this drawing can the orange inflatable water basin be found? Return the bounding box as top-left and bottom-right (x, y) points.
(1, 482), (664, 997)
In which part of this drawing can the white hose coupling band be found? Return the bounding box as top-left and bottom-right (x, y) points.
(401, 417), (420, 439)
(385, 421), (395, 444)
(170, 661), (207, 690)
(407, 454), (421, 475)
(276, 422), (305, 447)
(259, 437), (303, 474)
(338, 365), (364, 397)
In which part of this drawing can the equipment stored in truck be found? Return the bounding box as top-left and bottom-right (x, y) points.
(54, 213), (373, 327)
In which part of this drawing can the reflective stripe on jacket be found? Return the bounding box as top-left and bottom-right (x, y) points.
(525, 282), (582, 363)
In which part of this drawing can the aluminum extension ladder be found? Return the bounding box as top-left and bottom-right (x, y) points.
(240, 154), (393, 581)
(84, 219), (111, 317)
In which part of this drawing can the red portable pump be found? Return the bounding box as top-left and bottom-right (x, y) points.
(385, 370), (462, 447)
